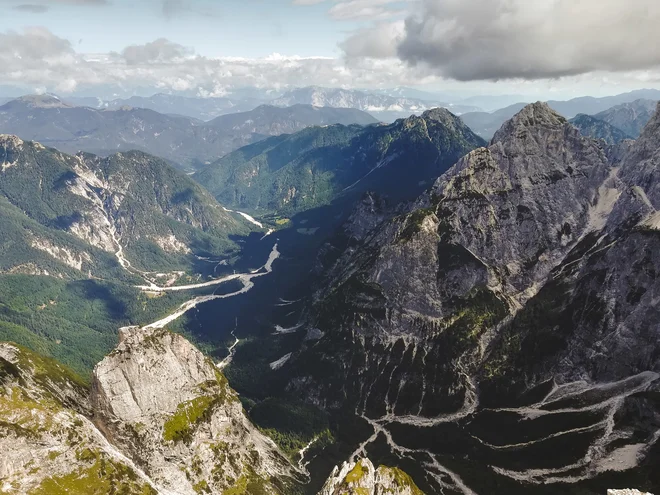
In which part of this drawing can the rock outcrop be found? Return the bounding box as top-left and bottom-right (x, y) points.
(0, 343), (157, 494)
(319, 458), (423, 495)
(92, 327), (298, 495)
(288, 102), (660, 493)
(0, 326), (302, 494)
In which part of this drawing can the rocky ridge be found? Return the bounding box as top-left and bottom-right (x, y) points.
(195, 107), (485, 217)
(319, 458), (423, 495)
(0, 327), (302, 494)
(287, 102), (660, 492)
(92, 326), (299, 494)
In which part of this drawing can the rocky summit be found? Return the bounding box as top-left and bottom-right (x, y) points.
(92, 327), (298, 495)
(0, 328), (301, 494)
(286, 102), (660, 493)
(319, 458), (423, 495)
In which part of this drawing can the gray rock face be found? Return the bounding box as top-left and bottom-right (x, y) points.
(594, 99), (658, 138)
(319, 458), (423, 495)
(0, 343), (158, 494)
(0, 327), (304, 494)
(294, 102), (614, 408)
(290, 102), (660, 492)
(92, 327), (297, 495)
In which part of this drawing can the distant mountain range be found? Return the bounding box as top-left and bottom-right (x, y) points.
(100, 93), (264, 121)
(0, 95), (378, 171)
(462, 90), (660, 140)
(568, 113), (632, 144)
(591, 98), (658, 138)
(60, 87), (479, 122)
(271, 86), (480, 121)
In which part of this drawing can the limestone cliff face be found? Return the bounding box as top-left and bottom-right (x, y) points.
(0, 327), (301, 495)
(319, 458), (423, 495)
(292, 102), (617, 414)
(92, 327), (298, 495)
(0, 343), (157, 494)
(289, 102), (660, 492)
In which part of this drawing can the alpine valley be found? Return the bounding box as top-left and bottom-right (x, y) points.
(0, 95), (658, 495)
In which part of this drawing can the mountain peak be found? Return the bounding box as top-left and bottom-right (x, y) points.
(510, 101), (565, 125)
(13, 94), (71, 109)
(0, 134), (25, 148)
(491, 101), (569, 144)
(421, 106), (456, 122)
(639, 101), (660, 137)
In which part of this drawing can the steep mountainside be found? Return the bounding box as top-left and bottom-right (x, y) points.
(286, 103), (660, 493)
(0, 135), (254, 374)
(462, 91), (660, 140)
(0, 328), (301, 494)
(0, 135), (245, 273)
(0, 342), (158, 494)
(592, 99), (657, 138)
(0, 96), (377, 171)
(569, 114), (633, 144)
(195, 108), (485, 217)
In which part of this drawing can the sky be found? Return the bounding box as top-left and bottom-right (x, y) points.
(1, 0), (660, 100)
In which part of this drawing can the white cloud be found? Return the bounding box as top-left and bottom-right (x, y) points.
(342, 0), (660, 81)
(341, 21), (404, 58)
(120, 38), (194, 65)
(2, 27), (660, 99)
(328, 0), (406, 20)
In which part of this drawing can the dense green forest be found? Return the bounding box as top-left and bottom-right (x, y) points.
(0, 274), (194, 377)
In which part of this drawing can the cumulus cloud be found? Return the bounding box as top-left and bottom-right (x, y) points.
(2, 26), (660, 98)
(0, 27), (74, 60)
(120, 39), (194, 65)
(328, 0), (406, 20)
(341, 21), (404, 59)
(342, 0), (660, 81)
(0, 27), (431, 94)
